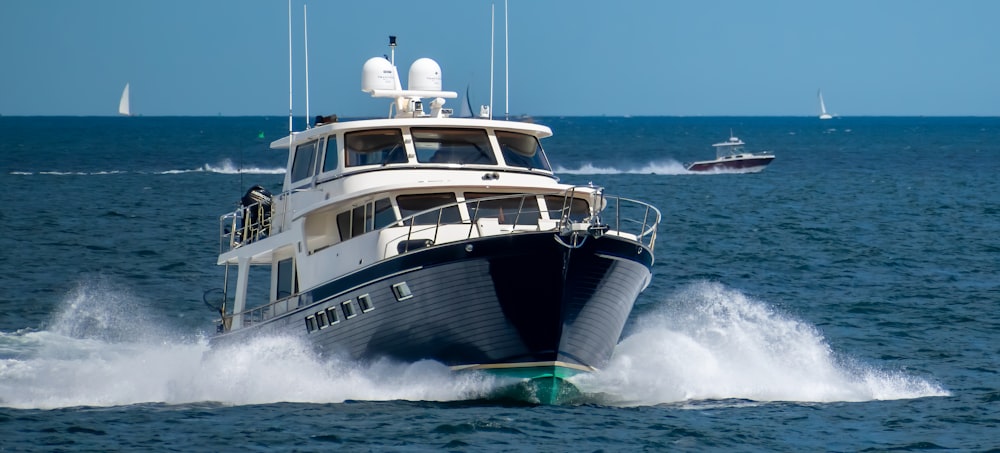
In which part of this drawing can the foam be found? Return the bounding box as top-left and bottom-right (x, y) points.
(572, 281), (950, 406)
(0, 278), (949, 409)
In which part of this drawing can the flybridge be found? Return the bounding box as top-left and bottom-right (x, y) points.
(361, 36), (459, 119)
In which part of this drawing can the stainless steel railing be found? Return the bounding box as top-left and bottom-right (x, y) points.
(392, 187), (660, 252)
(219, 199), (272, 253)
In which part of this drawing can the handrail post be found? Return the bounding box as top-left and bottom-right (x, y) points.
(405, 217), (416, 252)
(433, 208), (443, 244)
(614, 195), (620, 232)
(512, 194), (526, 226)
(468, 199), (482, 238)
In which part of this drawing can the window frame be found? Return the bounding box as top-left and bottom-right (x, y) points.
(496, 131), (551, 171)
(412, 128), (497, 165)
(344, 129), (406, 167)
(290, 139), (321, 185)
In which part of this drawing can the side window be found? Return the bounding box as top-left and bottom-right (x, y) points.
(373, 198), (395, 229)
(344, 129), (406, 167)
(466, 193), (540, 225)
(276, 258), (297, 300)
(496, 131), (551, 171)
(396, 193), (460, 225)
(544, 195), (590, 222)
(336, 205), (366, 241)
(336, 198), (397, 241)
(290, 140), (319, 182)
(322, 136), (339, 173)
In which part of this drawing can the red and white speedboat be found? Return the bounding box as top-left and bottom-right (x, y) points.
(686, 134), (775, 173)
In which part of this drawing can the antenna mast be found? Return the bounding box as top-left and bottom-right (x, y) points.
(304, 3), (310, 129)
(504, 0), (509, 120)
(489, 3), (495, 120)
(287, 0), (293, 134)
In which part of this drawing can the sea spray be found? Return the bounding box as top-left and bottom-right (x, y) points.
(573, 281), (949, 405)
(554, 160), (689, 175)
(553, 159), (764, 175)
(158, 159), (285, 175)
(48, 276), (169, 343)
(0, 277), (948, 409)
(0, 278), (496, 409)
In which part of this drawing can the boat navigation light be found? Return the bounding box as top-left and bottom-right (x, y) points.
(389, 35), (397, 64)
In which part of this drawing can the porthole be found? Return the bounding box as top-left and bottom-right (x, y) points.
(392, 282), (413, 301)
(358, 294), (374, 312)
(305, 315), (317, 332)
(316, 310), (328, 328)
(342, 300), (357, 319)
(326, 306), (340, 325)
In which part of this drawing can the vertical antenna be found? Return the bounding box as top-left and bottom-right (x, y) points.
(489, 3), (495, 120)
(287, 0), (293, 134)
(504, 0), (509, 120)
(389, 35), (396, 65)
(304, 3), (310, 129)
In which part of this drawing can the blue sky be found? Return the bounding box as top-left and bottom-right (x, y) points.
(2, 0), (997, 117)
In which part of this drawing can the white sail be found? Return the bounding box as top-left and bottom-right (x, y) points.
(818, 89), (832, 120)
(119, 83), (131, 116)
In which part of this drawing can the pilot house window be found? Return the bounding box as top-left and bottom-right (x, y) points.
(496, 131), (551, 171)
(290, 140), (319, 182)
(412, 128), (497, 165)
(345, 129), (406, 167)
(322, 136), (340, 173)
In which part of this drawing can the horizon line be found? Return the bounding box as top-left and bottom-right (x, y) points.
(3, 114), (1000, 119)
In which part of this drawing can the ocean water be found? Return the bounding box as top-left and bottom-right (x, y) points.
(1, 116), (998, 451)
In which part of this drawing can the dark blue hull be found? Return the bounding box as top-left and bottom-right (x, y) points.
(686, 155), (775, 172)
(211, 231), (653, 372)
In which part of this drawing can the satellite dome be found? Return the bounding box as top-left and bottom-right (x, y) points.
(362, 57), (396, 92)
(408, 58), (443, 92)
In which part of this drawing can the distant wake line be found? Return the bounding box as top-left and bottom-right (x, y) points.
(553, 160), (760, 175)
(9, 160), (285, 176)
(0, 279), (948, 409)
(163, 160), (285, 175)
(12, 160), (751, 177)
(554, 160), (689, 175)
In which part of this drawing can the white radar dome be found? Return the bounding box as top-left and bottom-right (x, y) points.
(408, 58), (443, 92)
(362, 57), (396, 92)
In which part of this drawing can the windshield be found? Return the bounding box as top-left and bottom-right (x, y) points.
(496, 131), (551, 171)
(412, 128), (497, 165)
(344, 129), (406, 167)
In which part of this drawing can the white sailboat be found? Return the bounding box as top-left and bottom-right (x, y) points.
(118, 83), (131, 116)
(818, 89), (833, 120)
